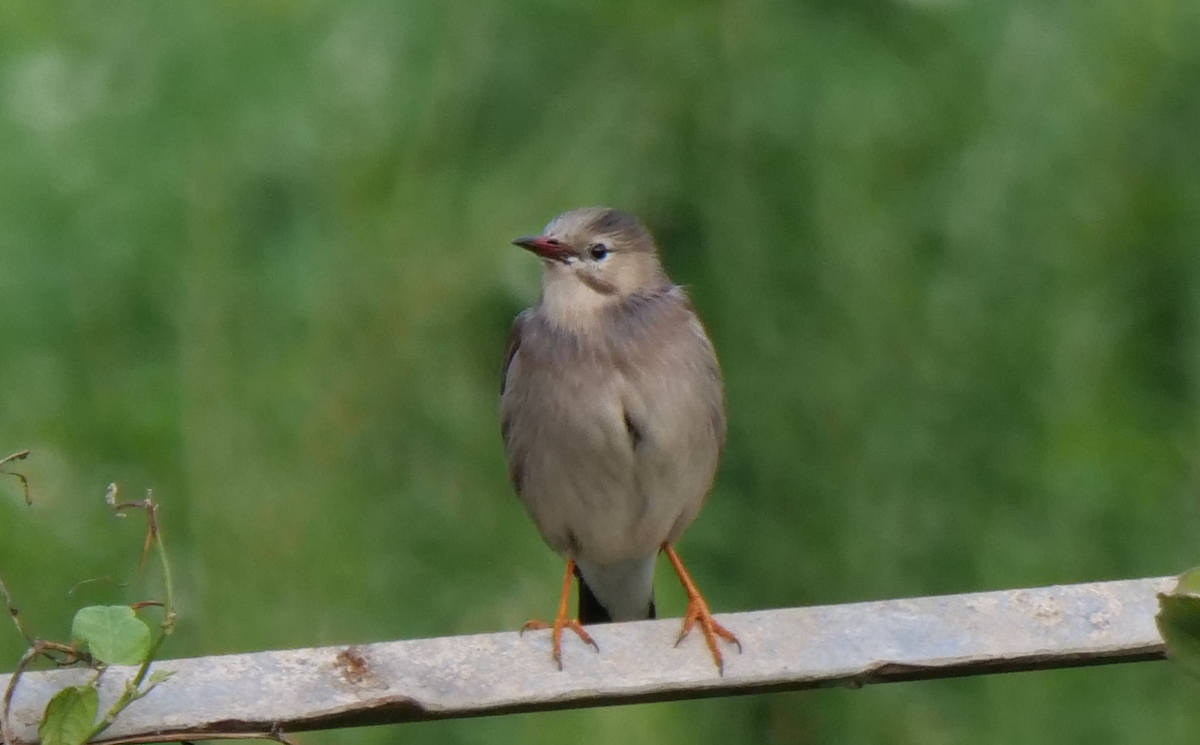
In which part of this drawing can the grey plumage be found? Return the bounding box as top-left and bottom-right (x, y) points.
(501, 207), (726, 623)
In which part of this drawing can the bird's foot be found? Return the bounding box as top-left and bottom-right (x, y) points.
(521, 559), (599, 670)
(675, 595), (741, 675)
(662, 544), (741, 675)
(521, 616), (599, 670)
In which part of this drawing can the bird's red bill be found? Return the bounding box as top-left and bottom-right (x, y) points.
(513, 235), (572, 262)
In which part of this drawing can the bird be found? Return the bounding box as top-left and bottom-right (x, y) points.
(500, 206), (740, 674)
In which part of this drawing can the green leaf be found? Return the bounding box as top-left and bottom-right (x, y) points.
(38, 685), (98, 745)
(1156, 568), (1200, 680)
(71, 605), (153, 666)
(1174, 567), (1200, 595)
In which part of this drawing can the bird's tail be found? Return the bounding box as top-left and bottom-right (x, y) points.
(574, 560), (656, 624)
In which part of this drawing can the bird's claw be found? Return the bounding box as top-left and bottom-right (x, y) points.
(522, 617), (599, 670)
(675, 596), (741, 675)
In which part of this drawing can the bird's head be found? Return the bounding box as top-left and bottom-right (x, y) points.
(513, 208), (670, 309)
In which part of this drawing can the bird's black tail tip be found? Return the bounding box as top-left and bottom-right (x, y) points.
(574, 564), (655, 624)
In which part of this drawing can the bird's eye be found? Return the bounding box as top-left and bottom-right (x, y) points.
(589, 244), (609, 261)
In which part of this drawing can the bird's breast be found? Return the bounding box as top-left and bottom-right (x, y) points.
(501, 299), (724, 565)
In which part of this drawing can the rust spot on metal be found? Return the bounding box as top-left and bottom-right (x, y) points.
(335, 646), (388, 690)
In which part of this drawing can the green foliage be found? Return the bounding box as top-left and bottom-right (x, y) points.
(1157, 569), (1200, 680)
(2, 494), (175, 745)
(70, 606), (153, 667)
(39, 686), (99, 745)
(2, 1), (1200, 744)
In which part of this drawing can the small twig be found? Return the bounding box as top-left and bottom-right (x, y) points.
(85, 674), (165, 744)
(0, 450), (32, 506)
(270, 724), (299, 745)
(80, 487), (179, 742)
(91, 728), (298, 745)
(0, 647), (37, 745)
(0, 576), (34, 648)
(2, 642), (85, 745)
(67, 576), (126, 597)
(38, 641), (87, 668)
(2, 483), (180, 745)
(134, 503), (155, 576)
(105, 487), (166, 584)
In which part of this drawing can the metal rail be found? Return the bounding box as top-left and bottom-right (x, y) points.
(0, 577), (1172, 743)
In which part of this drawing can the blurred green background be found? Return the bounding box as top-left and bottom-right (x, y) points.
(3, 0), (1200, 742)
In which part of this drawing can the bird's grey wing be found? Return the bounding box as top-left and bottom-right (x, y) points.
(688, 312), (727, 458)
(673, 293), (726, 455)
(500, 310), (529, 496)
(500, 310), (527, 396)
(625, 299), (726, 548)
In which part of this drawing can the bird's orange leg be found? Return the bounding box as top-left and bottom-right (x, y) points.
(662, 544), (741, 675)
(520, 559), (599, 670)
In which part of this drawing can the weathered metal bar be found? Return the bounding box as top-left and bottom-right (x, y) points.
(0, 577), (1172, 743)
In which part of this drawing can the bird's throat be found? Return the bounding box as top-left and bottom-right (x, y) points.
(538, 270), (620, 334)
